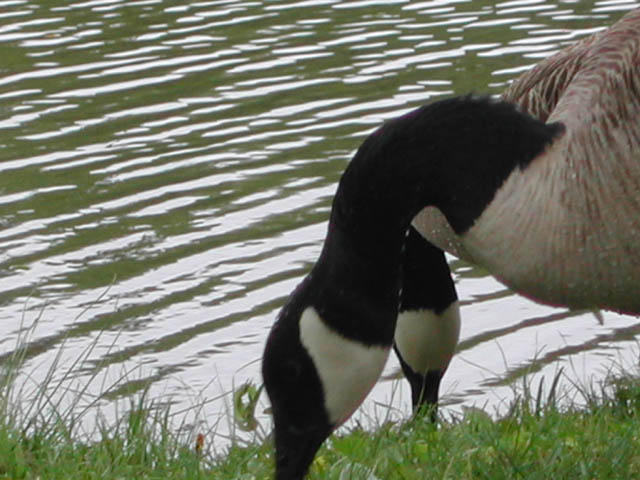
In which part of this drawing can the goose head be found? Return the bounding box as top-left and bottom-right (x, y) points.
(262, 339), (327, 477)
(262, 281), (330, 480)
(263, 270), (392, 479)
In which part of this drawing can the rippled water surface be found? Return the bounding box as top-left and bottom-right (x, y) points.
(2, 0), (640, 443)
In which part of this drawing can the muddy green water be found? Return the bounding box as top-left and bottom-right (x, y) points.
(1, 0), (639, 443)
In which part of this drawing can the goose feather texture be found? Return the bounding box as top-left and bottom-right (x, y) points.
(413, 8), (640, 313)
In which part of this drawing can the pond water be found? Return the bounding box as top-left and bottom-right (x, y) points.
(1, 0), (640, 446)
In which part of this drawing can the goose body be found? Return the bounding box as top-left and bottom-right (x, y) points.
(262, 8), (640, 480)
(414, 8), (640, 312)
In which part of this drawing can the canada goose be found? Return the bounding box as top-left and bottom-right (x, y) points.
(262, 8), (640, 480)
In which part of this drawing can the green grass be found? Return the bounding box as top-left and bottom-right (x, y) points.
(216, 371), (640, 480)
(3, 305), (640, 479)
(4, 365), (640, 480)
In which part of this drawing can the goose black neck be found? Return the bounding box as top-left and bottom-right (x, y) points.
(310, 95), (564, 345)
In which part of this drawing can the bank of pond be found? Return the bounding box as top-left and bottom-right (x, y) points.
(2, 369), (640, 480)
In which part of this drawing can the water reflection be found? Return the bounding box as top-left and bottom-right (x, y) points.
(0, 0), (639, 440)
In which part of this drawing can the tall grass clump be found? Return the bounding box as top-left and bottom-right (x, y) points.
(0, 294), (225, 480)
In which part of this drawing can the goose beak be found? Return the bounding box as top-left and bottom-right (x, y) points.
(273, 422), (331, 480)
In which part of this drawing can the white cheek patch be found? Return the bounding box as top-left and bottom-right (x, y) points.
(394, 302), (460, 375)
(299, 307), (390, 427)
